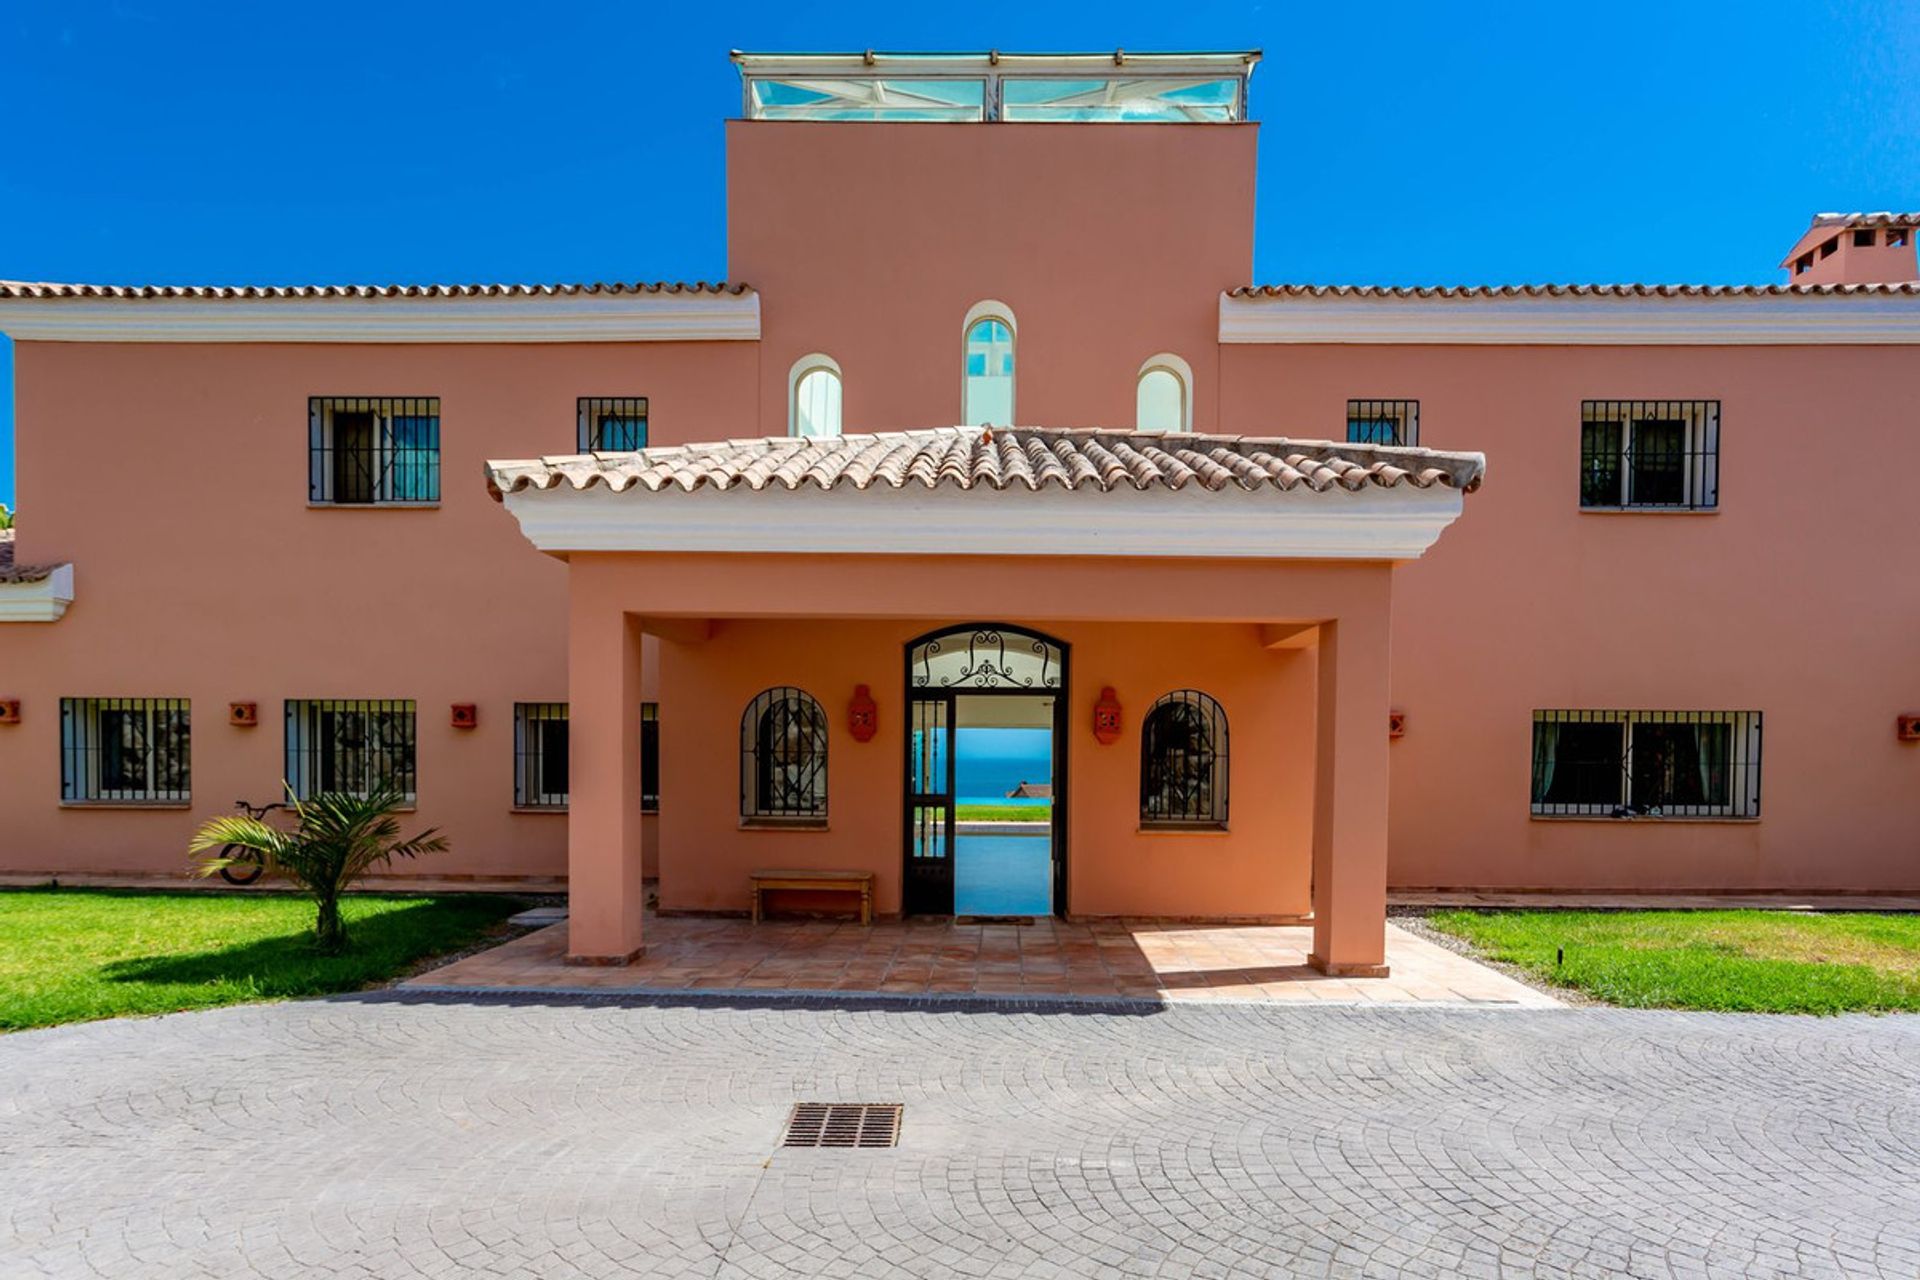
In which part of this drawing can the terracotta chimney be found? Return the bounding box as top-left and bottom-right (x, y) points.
(1780, 212), (1919, 285)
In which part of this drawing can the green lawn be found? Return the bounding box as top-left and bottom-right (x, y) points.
(954, 804), (1051, 823)
(0, 889), (527, 1032)
(1427, 909), (1920, 1014)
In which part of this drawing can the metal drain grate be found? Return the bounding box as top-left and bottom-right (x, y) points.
(781, 1102), (903, 1149)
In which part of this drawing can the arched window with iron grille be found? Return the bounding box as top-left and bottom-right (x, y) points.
(1140, 690), (1229, 827)
(741, 687), (828, 821)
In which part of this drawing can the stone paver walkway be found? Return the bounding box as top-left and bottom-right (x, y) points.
(408, 915), (1557, 1007)
(3, 998), (1918, 1277)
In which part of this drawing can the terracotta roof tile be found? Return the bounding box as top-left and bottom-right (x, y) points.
(0, 528), (59, 585)
(487, 427), (1485, 501)
(0, 280), (751, 300)
(1229, 282), (1920, 299)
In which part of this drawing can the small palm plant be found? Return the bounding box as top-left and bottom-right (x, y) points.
(190, 786), (448, 953)
(0, 503), (14, 530)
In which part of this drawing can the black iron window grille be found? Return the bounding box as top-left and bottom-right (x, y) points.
(1140, 690), (1229, 827)
(1580, 400), (1719, 510)
(308, 397), (441, 505)
(641, 702), (660, 813)
(285, 699), (418, 802)
(1346, 399), (1419, 447)
(578, 397), (649, 452)
(513, 703), (570, 809)
(1531, 710), (1761, 818)
(60, 698), (190, 804)
(741, 687), (827, 821)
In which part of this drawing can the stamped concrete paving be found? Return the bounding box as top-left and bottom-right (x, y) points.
(3, 997), (1918, 1279)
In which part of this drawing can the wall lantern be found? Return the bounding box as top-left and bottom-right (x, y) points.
(848, 684), (878, 743)
(1389, 710), (1407, 739)
(229, 702), (259, 727)
(1898, 714), (1920, 742)
(0, 699), (19, 726)
(451, 704), (479, 730)
(1092, 686), (1123, 744)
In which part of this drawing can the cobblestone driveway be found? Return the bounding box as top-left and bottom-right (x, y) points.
(3, 994), (1917, 1278)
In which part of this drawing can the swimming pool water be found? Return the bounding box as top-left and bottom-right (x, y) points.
(953, 833), (1052, 916)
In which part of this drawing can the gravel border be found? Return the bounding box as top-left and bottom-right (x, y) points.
(1391, 906), (1607, 1007)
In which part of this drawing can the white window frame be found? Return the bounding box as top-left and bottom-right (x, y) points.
(1136, 353), (1194, 432)
(60, 697), (191, 805)
(1579, 400), (1720, 511)
(513, 702), (570, 810)
(285, 699), (419, 803)
(961, 301), (1017, 427)
(1530, 710), (1761, 819)
(308, 397), (441, 506)
(788, 354), (844, 438)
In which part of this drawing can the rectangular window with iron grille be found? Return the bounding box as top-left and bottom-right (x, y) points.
(1346, 400), (1419, 447)
(1580, 401), (1719, 510)
(642, 702), (660, 812)
(285, 699), (417, 802)
(513, 703), (570, 809)
(1530, 710), (1760, 818)
(60, 698), (190, 804)
(309, 397), (441, 505)
(578, 398), (648, 452)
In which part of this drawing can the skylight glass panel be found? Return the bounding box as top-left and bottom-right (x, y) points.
(999, 77), (1241, 122)
(749, 77), (986, 121)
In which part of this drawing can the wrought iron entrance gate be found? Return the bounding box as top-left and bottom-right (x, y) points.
(902, 624), (1069, 917)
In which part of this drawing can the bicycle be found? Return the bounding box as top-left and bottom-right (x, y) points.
(218, 798), (288, 886)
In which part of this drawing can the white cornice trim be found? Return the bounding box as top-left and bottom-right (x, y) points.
(500, 484), (1465, 561)
(1219, 292), (1920, 345)
(0, 293), (762, 344)
(0, 564), (74, 623)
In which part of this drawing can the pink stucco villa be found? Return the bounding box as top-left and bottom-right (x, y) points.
(1, 51), (1916, 970)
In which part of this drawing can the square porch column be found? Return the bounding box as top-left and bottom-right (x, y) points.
(565, 586), (647, 964)
(1309, 610), (1393, 977)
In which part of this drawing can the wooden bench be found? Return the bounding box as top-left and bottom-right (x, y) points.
(749, 869), (875, 925)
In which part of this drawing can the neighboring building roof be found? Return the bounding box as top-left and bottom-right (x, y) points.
(1229, 282), (1920, 298)
(0, 280), (750, 300)
(0, 528), (59, 585)
(487, 426), (1485, 500)
(1807, 211), (1920, 229)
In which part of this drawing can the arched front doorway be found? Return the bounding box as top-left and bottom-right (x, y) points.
(903, 624), (1070, 917)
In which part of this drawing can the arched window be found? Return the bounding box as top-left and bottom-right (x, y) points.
(789, 355), (843, 438)
(741, 687), (828, 820)
(1140, 690), (1229, 827)
(1135, 354), (1192, 432)
(962, 303), (1016, 426)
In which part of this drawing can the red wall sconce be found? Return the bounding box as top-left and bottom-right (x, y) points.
(1389, 710), (1407, 739)
(1092, 686), (1123, 744)
(0, 699), (19, 726)
(848, 684), (878, 742)
(451, 703), (479, 729)
(229, 702), (259, 727)
(1898, 714), (1920, 742)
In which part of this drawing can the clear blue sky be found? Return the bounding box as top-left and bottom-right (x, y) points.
(2, 0), (1916, 510)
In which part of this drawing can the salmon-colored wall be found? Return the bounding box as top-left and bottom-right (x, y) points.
(651, 617), (1316, 919)
(728, 121), (1255, 433)
(0, 340), (756, 877)
(1221, 342), (1920, 892)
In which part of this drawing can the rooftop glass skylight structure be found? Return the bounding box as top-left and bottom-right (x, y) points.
(733, 51), (1259, 123)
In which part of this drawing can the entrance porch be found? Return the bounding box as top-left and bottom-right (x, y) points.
(487, 428), (1484, 979)
(410, 910), (1557, 1007)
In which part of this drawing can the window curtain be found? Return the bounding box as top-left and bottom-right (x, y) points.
(1696, 721), (1730, 806)
(1530, 722), (1559, 802)
(386, 414), (440, 502)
